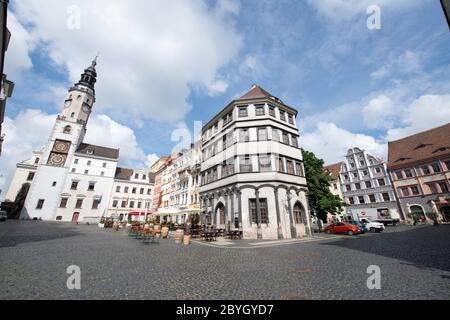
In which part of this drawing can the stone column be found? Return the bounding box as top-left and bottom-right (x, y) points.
(255, 188), (262, 239)
(287, 191), (297, 239)
(237, 189), (242, 231)
(300, 190), (312, 237)
(211, 195), (216, 227)
(230, 189), (235, 230)
(274, 187), (283, 239)
(224, 192), (229, 230)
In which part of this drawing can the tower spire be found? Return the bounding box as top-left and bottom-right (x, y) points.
(91, 53), (99, 69)
(75, 56), (98, 93)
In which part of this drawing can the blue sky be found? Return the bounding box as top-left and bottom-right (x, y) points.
(1, 0), (450, 194)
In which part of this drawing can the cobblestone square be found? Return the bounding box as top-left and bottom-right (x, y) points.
(0, 221), (449, 300)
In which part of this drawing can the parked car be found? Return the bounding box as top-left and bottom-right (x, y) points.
(349, 221), (368, 234)
(324, 222), (360, 235)
(0, 211), (7, 222)
(359, 218), (385, 233)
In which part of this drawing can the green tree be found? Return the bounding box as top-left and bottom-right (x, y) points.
(302, 149), (345, 222)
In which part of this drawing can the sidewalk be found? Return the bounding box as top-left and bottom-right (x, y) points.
(190, 234), (339, 249)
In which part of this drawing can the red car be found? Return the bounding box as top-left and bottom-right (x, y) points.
(324, 222), (360, 235)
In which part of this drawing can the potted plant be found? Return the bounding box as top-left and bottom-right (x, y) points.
(98, 217), (106, 228)
(426, 212), (439, 226)
(183, 226), (191, 246)
(411, 213), (420, 226)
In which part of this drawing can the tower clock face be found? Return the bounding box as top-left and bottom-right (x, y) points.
(64, 100), (72, 108)
(48, 153), (67, 167)
(53, 140), (71, 153)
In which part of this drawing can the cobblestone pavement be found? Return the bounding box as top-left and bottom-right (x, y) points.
(0, 221), (449, 300)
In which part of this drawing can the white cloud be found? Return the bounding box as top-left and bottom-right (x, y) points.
(207, 79), (229, 96)
(0, 110), (158, 199)
(3, 11), (37, 80)
(11, 0), (242, 123)
(301, 122), (388, 165)
(371, 50), (423, 81)
(145, 154), (160, 168)
(386, 94), (450, 141)
(362, 95), (398, 130)
(84, 114), (157, 169)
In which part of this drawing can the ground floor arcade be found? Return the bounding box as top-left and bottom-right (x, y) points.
(200, 183), (312, 240)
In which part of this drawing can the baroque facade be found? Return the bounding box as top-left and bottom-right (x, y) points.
(199, 85), (311, 240)
(155, 143), (203, 224)
(388, 123), (450, 223)
(340, 148), (401, 221)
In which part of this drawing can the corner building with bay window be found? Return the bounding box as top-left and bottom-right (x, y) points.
(199, 85), (312, 240)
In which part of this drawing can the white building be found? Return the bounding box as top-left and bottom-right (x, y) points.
(5, 150), (42, 202)
(107, 168), (154, 222)
(200, 85), (312, 240)
(5, 58), (150, 223)
(340, 147), (401, 221)
(54, 143), (118, 222)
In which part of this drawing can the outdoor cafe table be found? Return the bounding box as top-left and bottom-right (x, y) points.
(227, 230), (242, 240)
(202, 231), (218, 242)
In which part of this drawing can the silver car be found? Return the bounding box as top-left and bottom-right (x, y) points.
(0, 211), (7, 222)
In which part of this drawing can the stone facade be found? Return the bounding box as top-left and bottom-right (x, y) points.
(199, 85), (311, 240)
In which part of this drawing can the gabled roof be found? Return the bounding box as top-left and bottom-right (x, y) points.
(114, 167), (134, 180)
(324, 162), (343, 180)
(388, 123), (450, 168)
(239, 85), (274, 100)
(76, 143), (119, 160)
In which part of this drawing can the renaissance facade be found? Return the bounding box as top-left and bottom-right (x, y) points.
(199, 85), (312, 240)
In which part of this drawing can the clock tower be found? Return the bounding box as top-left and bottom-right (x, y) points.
(61, 57), (97, 125)
(21, 57), (99, 220)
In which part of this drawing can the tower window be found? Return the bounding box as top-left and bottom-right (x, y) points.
(71, 112), (75, 118)
(77, 95), (82, 101)
(36, 199), (45, 210)
(63, 126), (72, 134)
(34, 158), (40, 164)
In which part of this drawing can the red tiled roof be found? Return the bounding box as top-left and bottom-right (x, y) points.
(239, 85), (275, 100)
(324, 162), (343, 180)
(388, 123), (450, 168)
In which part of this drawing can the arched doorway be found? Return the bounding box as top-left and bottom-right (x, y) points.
(293, 202), (306, 224)
(410, 205), (426, 223)
(215, 202), (226, 226)
(440, 206), (450, 222)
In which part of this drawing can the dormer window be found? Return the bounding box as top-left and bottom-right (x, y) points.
(395, 157), (411, 163)
(86, 149), (94, 155)
(433, 147), (449, 153)
(414, 143), (432, 150)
